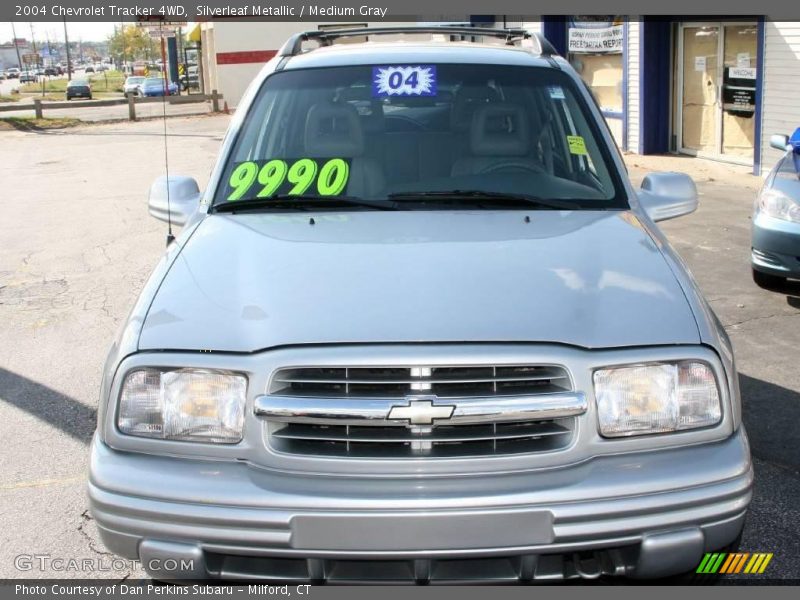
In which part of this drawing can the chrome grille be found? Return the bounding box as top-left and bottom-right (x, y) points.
(261, 364), (580, 458)
(269, 420), (573, 457)
(268, 365), (571, 398)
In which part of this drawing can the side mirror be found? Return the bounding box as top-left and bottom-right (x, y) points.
(637, 172), (698, 222)
(148, 176), (201, 227)
(770, 134), (790, 152)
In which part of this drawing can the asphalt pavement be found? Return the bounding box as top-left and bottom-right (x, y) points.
(0, 116), (798, 582)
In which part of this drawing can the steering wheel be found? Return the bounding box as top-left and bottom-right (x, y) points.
(477, 161), (543, 175)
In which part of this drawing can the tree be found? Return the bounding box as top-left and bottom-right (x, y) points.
(107, 25), (158, 63)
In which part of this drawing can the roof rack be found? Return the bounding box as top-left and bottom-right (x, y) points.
(277, 26), (558, 59)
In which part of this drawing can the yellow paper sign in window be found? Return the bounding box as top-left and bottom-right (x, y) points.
(567, 135), (589, 156)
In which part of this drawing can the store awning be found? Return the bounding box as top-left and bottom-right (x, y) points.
(186, 23), (202, 43)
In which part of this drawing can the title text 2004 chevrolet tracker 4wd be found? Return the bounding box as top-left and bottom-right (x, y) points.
(88, 28), (752, 583)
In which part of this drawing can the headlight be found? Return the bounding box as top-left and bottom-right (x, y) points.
(118, 368), (247, 443)
(593, 361), (721, 437)
(758, 188), (800, 223)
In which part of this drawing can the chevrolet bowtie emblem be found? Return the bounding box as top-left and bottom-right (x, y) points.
(387, 398), (455, 425)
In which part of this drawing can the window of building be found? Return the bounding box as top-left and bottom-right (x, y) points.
(567, 17), (624, 116)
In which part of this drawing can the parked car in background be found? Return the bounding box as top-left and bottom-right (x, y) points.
(65, 79), (92, 101)
(0, 71), (5, 80)
(90, 27), (751, 583)
(123, 76), (146, 97)
(751, 127), (800, 287)
(5, 67), (20, 79)
(44, 66), (58, 76)
(84, 65), (95, 74)
(138, 77), (178, 97)
(19, 71), (37, 83)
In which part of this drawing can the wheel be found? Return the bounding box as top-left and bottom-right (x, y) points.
(752, 268), (786, 289)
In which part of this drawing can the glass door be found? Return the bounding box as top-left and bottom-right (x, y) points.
(679, 25), (720, 155)
(678, 22), (758, 164)
(721, 24), (758, 159)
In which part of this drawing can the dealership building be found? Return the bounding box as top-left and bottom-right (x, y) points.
(187, 17), (800, 176)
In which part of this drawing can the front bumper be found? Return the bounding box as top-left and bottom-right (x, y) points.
(752, 212), (800, 277)
(88, 428), (752, 582)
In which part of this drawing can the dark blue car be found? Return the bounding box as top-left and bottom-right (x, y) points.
(138, 77), (178, 97)
(751, 127), (800, 287)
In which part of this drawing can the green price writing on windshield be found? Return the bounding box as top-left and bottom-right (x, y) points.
(227, 158), (350, 201)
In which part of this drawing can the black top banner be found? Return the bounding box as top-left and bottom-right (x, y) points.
(3, 1), (800, 21)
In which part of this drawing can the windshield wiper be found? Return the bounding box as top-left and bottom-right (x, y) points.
(386, 190), (575, 210)
(214, 194), (397, 213)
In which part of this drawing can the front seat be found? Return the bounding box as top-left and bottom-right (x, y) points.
(451, 103), (543, 176)
(304, 102), (385, 197)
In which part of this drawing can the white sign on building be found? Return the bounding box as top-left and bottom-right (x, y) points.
(568, 25), (624, 53)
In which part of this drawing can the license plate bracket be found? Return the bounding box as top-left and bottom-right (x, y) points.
(291, 510), (554, 551)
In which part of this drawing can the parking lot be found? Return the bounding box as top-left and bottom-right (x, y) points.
(0, 115), (798, 581)
(1, 72), (218, 123)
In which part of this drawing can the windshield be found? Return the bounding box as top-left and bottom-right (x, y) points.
(213, 64), (627, 210)
(126, 77), (145, 85)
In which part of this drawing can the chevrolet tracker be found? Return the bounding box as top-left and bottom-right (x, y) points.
(88, 27), (752, 583)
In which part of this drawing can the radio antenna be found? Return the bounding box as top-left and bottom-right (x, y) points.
(159, 20), (174, 246)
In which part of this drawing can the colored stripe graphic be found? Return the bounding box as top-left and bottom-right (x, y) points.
(744, 553), (774, 574)
(758, 554), (774, 573)
(698, 552), (773, 575)
(696, 553), (713, 573)
(697, 553), (726, 574)
(733, 553), (750, 573)
(719, 553), (749, 573)
(720, 554), (736, 573)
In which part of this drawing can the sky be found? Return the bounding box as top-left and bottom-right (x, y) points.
(1, 22), (118, 44)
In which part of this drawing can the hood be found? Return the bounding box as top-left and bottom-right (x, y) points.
(139, 210), (700, 352)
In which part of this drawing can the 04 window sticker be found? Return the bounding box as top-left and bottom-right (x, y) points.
(226, 158), (351, 201)
(372, 65), (438, 97)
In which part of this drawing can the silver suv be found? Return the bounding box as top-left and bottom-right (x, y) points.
(89, 27), (752, 583)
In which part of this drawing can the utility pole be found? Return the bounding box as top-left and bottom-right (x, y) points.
(10, 21), (22, 69)
(63, 17), (72, 80)
(29, 23), (37, 54)
(44, 30), (51, 68)
(120, 18), (125, 73)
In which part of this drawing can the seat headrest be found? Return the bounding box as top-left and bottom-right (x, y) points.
(469, 103), (531, 157)
(304, 103), (365, 157)
(450, 86), (500, 132)
(334, 88), (385, 134)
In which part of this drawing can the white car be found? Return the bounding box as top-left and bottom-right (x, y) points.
(122, 76), (146, 97)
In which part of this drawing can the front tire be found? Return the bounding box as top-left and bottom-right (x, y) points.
(752, 268), (786, 289)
